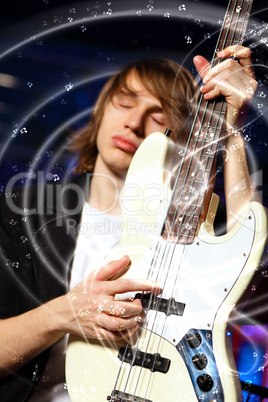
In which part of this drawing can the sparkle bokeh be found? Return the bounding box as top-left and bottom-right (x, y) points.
(0, 0), (267, 400)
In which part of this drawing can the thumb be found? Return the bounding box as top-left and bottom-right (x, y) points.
(193, 55), (211, 82)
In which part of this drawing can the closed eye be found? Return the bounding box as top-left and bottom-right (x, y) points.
(151, 113), (165, 125)
(113, 92), (135, 109)
(119, 103), (133, 108)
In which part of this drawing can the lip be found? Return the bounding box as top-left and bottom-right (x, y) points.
(112, 135), (139, 153)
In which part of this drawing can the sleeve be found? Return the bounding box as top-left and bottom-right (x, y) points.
(0, 191), (38, 319)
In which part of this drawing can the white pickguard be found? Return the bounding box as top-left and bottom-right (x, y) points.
(117, 207), (257, 347)
(66, 133), (267, 401)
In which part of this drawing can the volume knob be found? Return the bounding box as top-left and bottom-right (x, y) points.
(186, 332), (201, 348)
(196, 374), (213, 392)
(192, 353), (208, 370)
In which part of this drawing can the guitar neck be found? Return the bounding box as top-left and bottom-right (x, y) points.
(162, 0), (253, 244)
(216, 0), (253, 54)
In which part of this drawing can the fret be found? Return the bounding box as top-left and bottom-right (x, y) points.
(186, 203), (203, 213)
(180, 192), (204, 202)
(181, 181), (204, 195)
(178, 167), (210, 183)
(162, 225), (197, 243)
(165, 211), (200, 221)
(191, 129), (218, 139)
(229, 0), (253, 8)
(176, 177), (208, 187)
(175, 178), (204, 194)
(196, 107), (225, 127)
(165, 199), (204, 220)
(186, 153), (214, 163)
(188, 141), (216, 155)
(218, 39), (241, 45)
(162, 225), (197, 236)
(169, 196), (204, 212)
(193, 124), (224, 131)
(167, 203), (201, 219)
(167, 221), (198, 234)
(183, 183), (204, 195)
(196, 104), (227, 117)
(179, 226), (197, 237)
(179, 212), (199, 220)
(213, 101), (227, 112)
(162, 230), (195, 245)
(169, 199), (204, 212)
(186, 140), (217, 154)
(184, 204), (202, 216)
(180, 154), (215, 172)
(162, 230), (195, 238)
(186, 145), (219, 159)
(230, 0), (252, 3)
(218, 38), (246, 45)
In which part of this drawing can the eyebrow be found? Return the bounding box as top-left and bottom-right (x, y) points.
(114, 89), (164, 112)
(115, 89), (139, 98)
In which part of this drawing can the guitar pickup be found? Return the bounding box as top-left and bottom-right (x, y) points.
(118, 347), (170, 374)
(135, 292), (185, 316)
(107, 389), (152, 402)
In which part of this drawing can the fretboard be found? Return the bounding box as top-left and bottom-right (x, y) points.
(162, 0), (253, 244)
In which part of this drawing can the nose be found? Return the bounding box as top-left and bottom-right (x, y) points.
(124, 108), (145, 137)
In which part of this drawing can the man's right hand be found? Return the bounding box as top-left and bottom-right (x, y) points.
(61, 255), (159, 341)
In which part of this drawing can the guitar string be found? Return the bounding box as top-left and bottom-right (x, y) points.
(115, 0), (236, 393)
(110, 0), (251, 399)
(119, 9), (232, 389)
(115, 0), (239, 398)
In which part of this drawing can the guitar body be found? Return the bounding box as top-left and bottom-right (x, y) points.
(66, 133), (267, 401)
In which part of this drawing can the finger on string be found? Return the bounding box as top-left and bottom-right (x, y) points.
(93, 255), (131, 282)
(202, 58), (242, 84)
(98, 314), (139, 332)
(201, 78), (246, 102)
(217, 46), (254, 77)
(108, 277), (160, 296)
(102, 299), (144, 317)
(201, 72), (245, 99)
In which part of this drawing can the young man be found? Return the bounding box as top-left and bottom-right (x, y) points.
(0, 45), (257, 400)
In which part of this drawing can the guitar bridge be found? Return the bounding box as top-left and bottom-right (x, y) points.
(107, 390), (152, 402)
(135, 292), (185, 316)
(118, 346), (170, 374)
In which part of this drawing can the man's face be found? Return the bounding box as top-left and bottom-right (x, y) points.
(95, 72), (167, 178)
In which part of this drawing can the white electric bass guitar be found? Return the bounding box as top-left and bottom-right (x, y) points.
(66, 1), (267, 401)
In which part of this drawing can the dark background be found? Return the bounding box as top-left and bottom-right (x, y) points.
(0, 0), (268, 399)
(0, 0), (267, 200)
